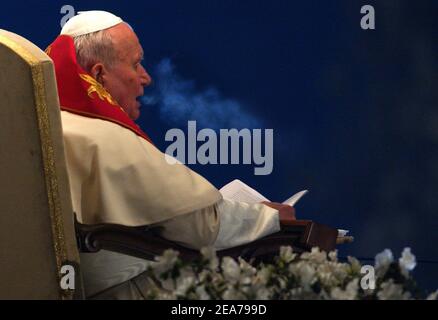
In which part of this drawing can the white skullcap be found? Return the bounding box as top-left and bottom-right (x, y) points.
(60, 10), (123, 37)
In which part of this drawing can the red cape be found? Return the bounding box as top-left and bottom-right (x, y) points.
(46, 35), (152, 143)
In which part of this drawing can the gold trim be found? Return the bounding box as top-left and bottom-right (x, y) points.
(0, 34), (71, 299)
(79, 73), (118, 105)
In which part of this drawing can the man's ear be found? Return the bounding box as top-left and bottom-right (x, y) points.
(89, 63), (105, 85)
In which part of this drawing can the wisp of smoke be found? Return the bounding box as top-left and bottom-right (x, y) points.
(140, 58), (261, 130)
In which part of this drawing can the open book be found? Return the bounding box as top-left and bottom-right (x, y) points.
(219, 179), (308, 207)
(219, 179), (349, 237)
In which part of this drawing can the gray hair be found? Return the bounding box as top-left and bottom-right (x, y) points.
(73, 29), (118, 72)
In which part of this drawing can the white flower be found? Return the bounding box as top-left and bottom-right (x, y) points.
(221, 257), (241, 283)
(240, 276), (252, 286)
(299, 263), (316, 288)
(375, 249), (394, 270)
(347, 256), (362, 275)
(330, 279), (359, 300)
(289, 287), (304, 299)
(175, 276), (195, 296)
(302, 247), (326, 264)
(277, 277), (287, 290)
(222, 285), (245, 300)
(254, 267), (271, 286)
(398, 247), (416, 278)
(289, 262), (316, 288)
(328, 250), (338, 262)
(195, 285), (211, 300)
(201, 246), (219, 270)
(377, 280), (411, 300)
(280, 246), (296, 263)
(255, 288), (271, 300)
(426, 290), (438, 300)
(315, 262), (348, 288)
(146, 246), (433, 301)
(238, 257), (257, 277)
(197, 269), (210, 283)
(153, 249), (179, 276)
(155, 291), (177, 300)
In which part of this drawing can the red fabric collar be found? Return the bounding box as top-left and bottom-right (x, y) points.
(46, 35), (152, 143)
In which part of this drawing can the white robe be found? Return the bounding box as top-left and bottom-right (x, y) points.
(61, 110), (280, 297)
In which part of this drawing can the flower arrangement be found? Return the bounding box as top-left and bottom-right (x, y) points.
(143, 246), (437, 300)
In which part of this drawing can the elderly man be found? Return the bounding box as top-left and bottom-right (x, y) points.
(47, 10), (295, 298)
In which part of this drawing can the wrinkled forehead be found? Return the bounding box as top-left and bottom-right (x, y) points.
(110, 23), (144, 60)
(118, 38), (143, 61)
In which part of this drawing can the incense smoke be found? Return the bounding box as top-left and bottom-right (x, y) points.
(140, 59), (261, 130)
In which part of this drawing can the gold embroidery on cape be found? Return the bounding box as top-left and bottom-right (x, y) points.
(79, 73), (118, 105)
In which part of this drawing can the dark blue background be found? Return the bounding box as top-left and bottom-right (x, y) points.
(1, 0), (437, 291)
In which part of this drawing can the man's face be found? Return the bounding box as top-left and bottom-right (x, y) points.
(102, 23), (151, 120)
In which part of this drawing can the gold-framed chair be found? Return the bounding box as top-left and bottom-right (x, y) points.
(0, 29), (83, 299)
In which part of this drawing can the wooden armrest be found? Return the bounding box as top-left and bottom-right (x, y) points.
(219, 220), (338, 261)
(75, 216), (201, 261)
(282, 220), (338, 252)
(75, 216), (339, 263)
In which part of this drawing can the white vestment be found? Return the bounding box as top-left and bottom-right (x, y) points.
(61, 110), (280, 297)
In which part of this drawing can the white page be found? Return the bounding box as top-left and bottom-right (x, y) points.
(219, 179), (269, 203)
(282, 190), (308, 206)
(220, 179), (308, 206)
(220, 180), (348, 236)
(337, 229), (349, 237)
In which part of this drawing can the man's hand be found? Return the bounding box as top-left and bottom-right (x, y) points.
(261, 201), (296, 225)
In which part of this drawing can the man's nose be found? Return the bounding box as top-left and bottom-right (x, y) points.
(139, 65), (152, 87)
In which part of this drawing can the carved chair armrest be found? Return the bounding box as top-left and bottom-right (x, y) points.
(218, 220), (338, 262)
(75, 217), (201, 261)
(75, 216), (338, 263)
